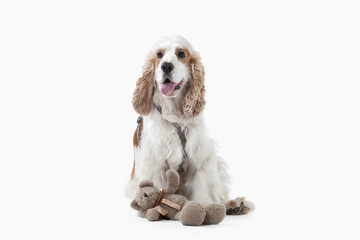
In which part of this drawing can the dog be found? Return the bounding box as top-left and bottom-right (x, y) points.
(126, 35), (254, 215)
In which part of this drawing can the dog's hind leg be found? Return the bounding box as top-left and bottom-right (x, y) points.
(225, 197), (255, 215)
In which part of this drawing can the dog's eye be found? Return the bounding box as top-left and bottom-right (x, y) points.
(143, 193), (149, 198)
(178, 51), (185, 58)
(157, 52), (163, 58)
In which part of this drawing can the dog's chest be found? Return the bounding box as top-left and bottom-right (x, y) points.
(142, 120), (186, 168)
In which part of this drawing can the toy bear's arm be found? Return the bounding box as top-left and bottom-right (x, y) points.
(145, 208), (161, 221)
(164, 170), (180, 194)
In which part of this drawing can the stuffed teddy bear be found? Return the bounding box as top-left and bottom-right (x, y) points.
(130, 169), (226, 226)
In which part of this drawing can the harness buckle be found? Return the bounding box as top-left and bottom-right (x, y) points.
(137, 116), (143, 124)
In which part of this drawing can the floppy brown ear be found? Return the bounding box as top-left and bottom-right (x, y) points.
(132, 55), (155, 116)
(182, 52), (206, 118)
(131, 200), (143, 211)
(139, 180), (154, 188)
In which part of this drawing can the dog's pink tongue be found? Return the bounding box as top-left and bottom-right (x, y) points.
(161, 82), (176, 96)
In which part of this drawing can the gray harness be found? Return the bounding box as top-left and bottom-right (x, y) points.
(136, 104), (188, 160)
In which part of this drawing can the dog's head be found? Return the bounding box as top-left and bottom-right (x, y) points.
(132, 35), (205, 118)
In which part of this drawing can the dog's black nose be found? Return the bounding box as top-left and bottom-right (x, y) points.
(161, 62), (174, 74)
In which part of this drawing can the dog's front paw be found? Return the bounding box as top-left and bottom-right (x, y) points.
(225, 197), (255, 215)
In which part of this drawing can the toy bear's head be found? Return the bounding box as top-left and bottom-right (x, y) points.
(130, 180), (160, 211)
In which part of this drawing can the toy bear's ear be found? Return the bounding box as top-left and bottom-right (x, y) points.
(131, 200), (143, 211)
(139, 180), (154, 188)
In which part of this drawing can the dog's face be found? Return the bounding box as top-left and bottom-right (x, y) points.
(132, 35), (206, 118)
(153, 45), (191, 98)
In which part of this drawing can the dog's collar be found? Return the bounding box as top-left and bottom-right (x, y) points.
(153, 102), (188, 160)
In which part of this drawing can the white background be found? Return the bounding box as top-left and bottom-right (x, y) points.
(1, 0), (359, 239)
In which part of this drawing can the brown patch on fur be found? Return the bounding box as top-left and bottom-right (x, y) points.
(131, 119), (143, 179)
(175, 48), (192, 67)
(182, 52), (206, 118)
(132, 118), (143, 147)
(133, 127), (138, 148)
(131, 160), (136, 179)
(154, 48), (164, 68)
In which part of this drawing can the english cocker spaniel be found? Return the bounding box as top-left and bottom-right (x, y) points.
(126, 35), (254, 215)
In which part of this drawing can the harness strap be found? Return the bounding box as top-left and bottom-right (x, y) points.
(136, 116), (143, 146)
(135, 104), (188, 172)
(153, 103), (187, 159)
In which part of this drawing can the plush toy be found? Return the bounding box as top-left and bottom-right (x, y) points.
(130, 169), (226, 226)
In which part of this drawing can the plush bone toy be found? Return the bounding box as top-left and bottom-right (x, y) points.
(130, 170), (226, 226)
